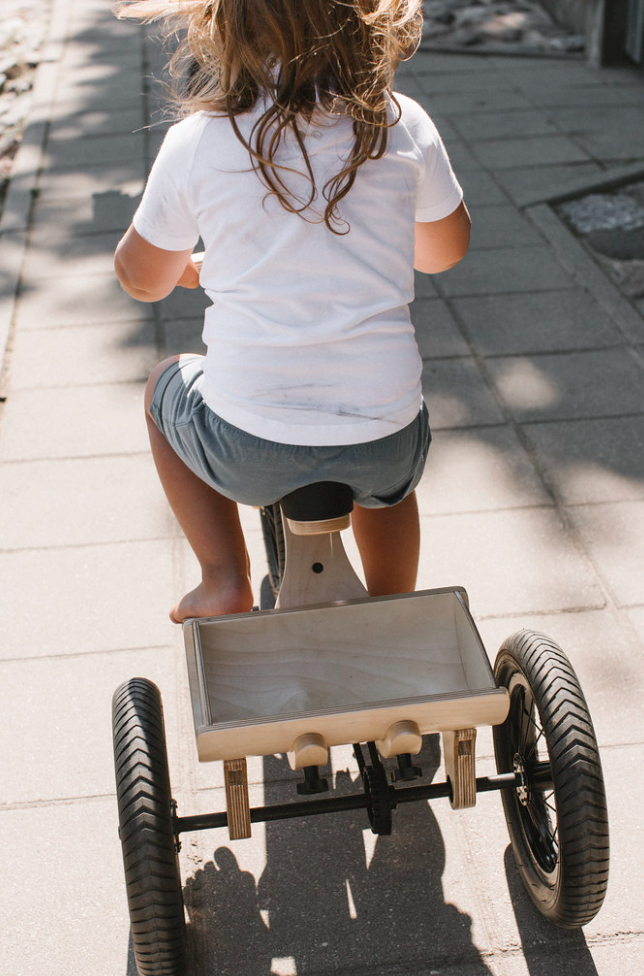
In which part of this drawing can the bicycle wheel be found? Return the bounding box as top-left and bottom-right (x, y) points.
(493, 630), (609, 928)
(260, 502), (286, 605)
(112, 678), (186, 975)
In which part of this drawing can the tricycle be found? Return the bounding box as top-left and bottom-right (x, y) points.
(112, 481), (609, 976)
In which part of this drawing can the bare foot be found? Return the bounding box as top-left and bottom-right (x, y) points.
(170, 578), (254, 623)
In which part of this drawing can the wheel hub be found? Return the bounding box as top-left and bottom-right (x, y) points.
(513, 754), (529, 806)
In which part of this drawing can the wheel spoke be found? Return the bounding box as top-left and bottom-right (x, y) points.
(525, 795), (558, 866)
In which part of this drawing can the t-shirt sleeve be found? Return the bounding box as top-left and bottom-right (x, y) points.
(405, 101), (464, 223)
(132, 117), (202, 251)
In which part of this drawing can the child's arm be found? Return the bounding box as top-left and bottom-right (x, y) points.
(114, 226), (200, 302)
(414, 201), (471, 275)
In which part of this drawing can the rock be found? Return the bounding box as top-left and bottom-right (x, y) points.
(587, 228), (644, 262)
(560, 193), (644, 234)
(611, 260), (644, 299)
(422, 0), (584, 53)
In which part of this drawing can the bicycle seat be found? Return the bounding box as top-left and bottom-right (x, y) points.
(280, 482), (353, 535)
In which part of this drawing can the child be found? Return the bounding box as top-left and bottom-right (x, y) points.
(114, 0), (471, 623)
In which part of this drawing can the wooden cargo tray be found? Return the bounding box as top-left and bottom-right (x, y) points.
(183, 587), (510, 763)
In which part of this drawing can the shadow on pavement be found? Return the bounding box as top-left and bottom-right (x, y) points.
(182, 736), (495, 976)
(503, 846), (599, 976)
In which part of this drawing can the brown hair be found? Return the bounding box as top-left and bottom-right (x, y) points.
(117, 1), (423, 232)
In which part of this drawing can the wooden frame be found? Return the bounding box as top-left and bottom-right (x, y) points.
(183, 511), (509, 837)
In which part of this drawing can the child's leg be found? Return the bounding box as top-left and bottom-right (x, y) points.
(351, 491), (420, 596)
(145, 358), (254, 622)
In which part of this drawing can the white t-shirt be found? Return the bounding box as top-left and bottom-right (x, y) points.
(133, 94), (463, 445)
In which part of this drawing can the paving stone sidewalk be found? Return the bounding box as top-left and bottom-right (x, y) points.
(1, 1), (644, 974)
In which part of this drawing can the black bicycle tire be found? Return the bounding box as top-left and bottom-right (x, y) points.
(112, 678), (186, 975)
(260, 502), (286, 600)
(493, 630), (609, 928)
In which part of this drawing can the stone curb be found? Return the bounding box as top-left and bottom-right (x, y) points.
(517, 161), (644, 210)
(0, 0), (69, 382)
(418, 39), (584, 59)
(526, 202), (644, 342)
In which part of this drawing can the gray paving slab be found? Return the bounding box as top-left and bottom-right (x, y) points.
(22, 230), (123, 279)
(434, 246), (575, 297)
(36, 168), (143, 204)
(467, 204), (543, 249)
(409, 67), (513, 95)
(471, 135), (591, 170)
(451, 290), (623, 356)
(421, 89), (534, 116)
(13, 272), (151, 329)
(157, 285), (211, 322)
(450, 108), (560, 142)
(61, 21), (143, 62)
(0, 383), (148, 460)
(566, 500), (644, 608)
(544, 103), (644, 136)
(414, 268), (440, 298)
(416, 507), (604, 616)
(486, 349), (644, 423)
(582, 742), (644, 940)
(475, 607), (644, 747)
(0, 799), (132, 976)
(0, 455), (168, 550)
(0, 539), (178, 656)
(573, 128), (644, 163)
(0, 645), (181, 804)
(526, 203), (644, 345)
(503, 941), (644, 976)
(492, 162), (604, 207)
(45, 131), (146, 169)
(7, 320), (157, 389)
(29, 193), (139, 241)
(163, 318), (208, 357)
(48, 105), (145, 140)
(445, 138), (482, 172)
(414, 51), (498, 75)
(522, 417), (644, 505)
(521, 82), (644, 108)
(416, 426), (552, 514)
(178, 774), (505, 976)
(457, 169), (509, 207)
(421, 112), (461, 144)
(412, 298), (470, 359)
(51, 66), (147, 117)
(460, 742), (644, 955)
(626, 606), (644, 644)
(421, 358), (505, 429)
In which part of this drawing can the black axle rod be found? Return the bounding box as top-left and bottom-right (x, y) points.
(174, 763), (552, 834)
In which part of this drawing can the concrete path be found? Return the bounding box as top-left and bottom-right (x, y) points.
(1, 1), (643, 974)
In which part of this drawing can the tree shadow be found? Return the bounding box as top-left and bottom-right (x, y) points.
(182, 736), (495, 976)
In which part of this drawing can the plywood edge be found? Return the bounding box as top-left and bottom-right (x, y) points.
(443, 728), (477, 809)
(194, 687), (510, 763)
(184, 621), (211, 730)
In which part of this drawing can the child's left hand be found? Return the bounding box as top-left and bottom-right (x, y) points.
(176, 253), (202, 289)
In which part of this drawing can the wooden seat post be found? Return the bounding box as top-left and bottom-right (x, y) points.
(275, 482), (368, 610)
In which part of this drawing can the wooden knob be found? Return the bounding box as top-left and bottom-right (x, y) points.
(376, 720), (422, 758)
(288, 733), (328, 770)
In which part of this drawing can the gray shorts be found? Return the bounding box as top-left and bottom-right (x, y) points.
(149, 354), (431, 508)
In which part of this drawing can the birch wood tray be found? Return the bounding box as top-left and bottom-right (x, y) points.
(183, 586), (509, 763)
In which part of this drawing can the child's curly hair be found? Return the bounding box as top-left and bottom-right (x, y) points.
(117, 1), (423, 232)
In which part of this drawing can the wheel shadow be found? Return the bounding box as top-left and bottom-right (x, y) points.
(503, 847), (600, 976)
(182, 735), (495, 976)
